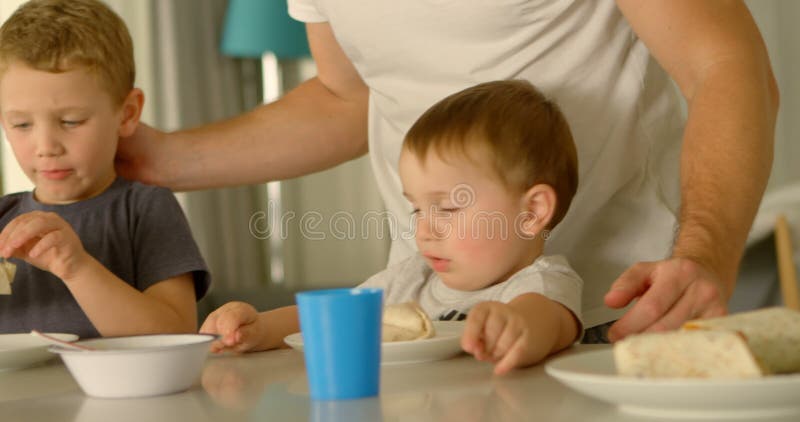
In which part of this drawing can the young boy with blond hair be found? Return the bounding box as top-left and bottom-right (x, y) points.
(202, 80), (582, 373)
(0, 0), (209, 338)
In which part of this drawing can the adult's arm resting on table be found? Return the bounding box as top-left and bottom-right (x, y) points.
(606, 0), (779, 340)
(116, 23), (369, 191)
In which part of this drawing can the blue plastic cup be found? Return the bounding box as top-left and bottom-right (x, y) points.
(311, 397), (383, 422)
(296, 288), (383, 400)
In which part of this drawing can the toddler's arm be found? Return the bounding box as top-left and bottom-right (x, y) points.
(200, 302), (299, 353)
(0, 211), (197, 335)
(461, 293), (579, 375)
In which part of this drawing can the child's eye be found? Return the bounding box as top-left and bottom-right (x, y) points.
(11, 122), (31, 129)
(436, 206), (460, 215)
(61, 119), (84, 127)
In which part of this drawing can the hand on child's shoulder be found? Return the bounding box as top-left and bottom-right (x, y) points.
(200, 301), (260, 354)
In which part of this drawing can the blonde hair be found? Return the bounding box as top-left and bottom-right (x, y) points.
(404, 80), (579, 228)
(0, 0), (134, 105)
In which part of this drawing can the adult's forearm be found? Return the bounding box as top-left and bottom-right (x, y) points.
(162, 77), (368, 191)
(673, 59), (779, 294)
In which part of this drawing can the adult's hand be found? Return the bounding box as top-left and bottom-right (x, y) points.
(115, 123), (170, 186)
(604, 257), (728, 342)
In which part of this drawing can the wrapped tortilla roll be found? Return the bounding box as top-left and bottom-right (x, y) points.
(382, 302), (435, 342)
(683, 307), (800, 374)
(614, 307), (800, 378)
(0, 260), (16, 295)
(614, 330), (765, 378)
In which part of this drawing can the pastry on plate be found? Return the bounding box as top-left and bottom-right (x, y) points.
(614, 329), (764, 378)
(382, 302), (435, 342)
(682, 306), (800, 374)
(0, 260), (16, 295)
(614, 307), (800, 378)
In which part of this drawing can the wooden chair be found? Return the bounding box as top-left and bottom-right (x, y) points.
(775, 215), (800, 310)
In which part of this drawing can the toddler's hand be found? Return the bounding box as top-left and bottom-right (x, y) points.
(200, 301), (262, 353)
(0, 211), (88, 280)
(461, 301), (530, 375)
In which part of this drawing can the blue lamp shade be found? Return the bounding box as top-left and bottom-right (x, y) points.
(220, 0), (310, 59)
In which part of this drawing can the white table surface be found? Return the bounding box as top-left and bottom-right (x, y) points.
(0, 344), (793, 422)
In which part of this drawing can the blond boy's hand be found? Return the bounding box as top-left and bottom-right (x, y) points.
(200, 301), (263, 353)
(461, 301), (531, 375)
(0, 211), (89, 281)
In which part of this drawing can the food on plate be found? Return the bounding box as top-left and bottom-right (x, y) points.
(614, 307), (800, 378)
(614, 329), (764, 378)
(683, 306), (800, 374)
(382, 302), (435, 342)
(0, 260), (16, 295)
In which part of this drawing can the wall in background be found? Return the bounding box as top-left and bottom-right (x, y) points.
(746, 0), (800, 190)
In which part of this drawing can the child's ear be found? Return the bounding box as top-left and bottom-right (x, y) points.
(519, 184), (557, 237)
(118, 88), (144, 138)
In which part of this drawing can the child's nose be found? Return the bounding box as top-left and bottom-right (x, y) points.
(415, 212), (442, 242)
(34, 126), (65, 157)
(416, 217), (432, 241)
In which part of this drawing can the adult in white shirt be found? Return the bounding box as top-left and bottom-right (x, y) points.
(117, 1), (778, 341)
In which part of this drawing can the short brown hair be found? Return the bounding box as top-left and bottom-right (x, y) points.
(404, 80), (578, 228)
(0, 0), (134, 105)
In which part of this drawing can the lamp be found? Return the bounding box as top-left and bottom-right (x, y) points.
(221, 0), (311, 285)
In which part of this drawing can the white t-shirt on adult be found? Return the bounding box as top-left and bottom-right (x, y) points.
(289, 0), (685, 328)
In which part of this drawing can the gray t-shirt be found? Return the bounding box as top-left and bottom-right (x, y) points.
(359, 254), (583, 329)
(0, 178), (210, 338)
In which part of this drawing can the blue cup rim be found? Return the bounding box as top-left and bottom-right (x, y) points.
(295, 287), (382, 300)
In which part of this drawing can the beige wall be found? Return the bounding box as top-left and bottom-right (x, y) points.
(746, 0), (800, 190)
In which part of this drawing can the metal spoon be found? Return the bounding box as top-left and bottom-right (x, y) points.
(30, 330), (94, 351)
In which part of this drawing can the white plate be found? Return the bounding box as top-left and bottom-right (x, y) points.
(0, 332), (78, 371)
(284, 321), (465, 365)
(545, 348), (800, 419)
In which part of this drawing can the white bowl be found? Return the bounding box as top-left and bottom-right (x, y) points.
(49, 334), (216, 398)
(0, 332), (78, 371)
